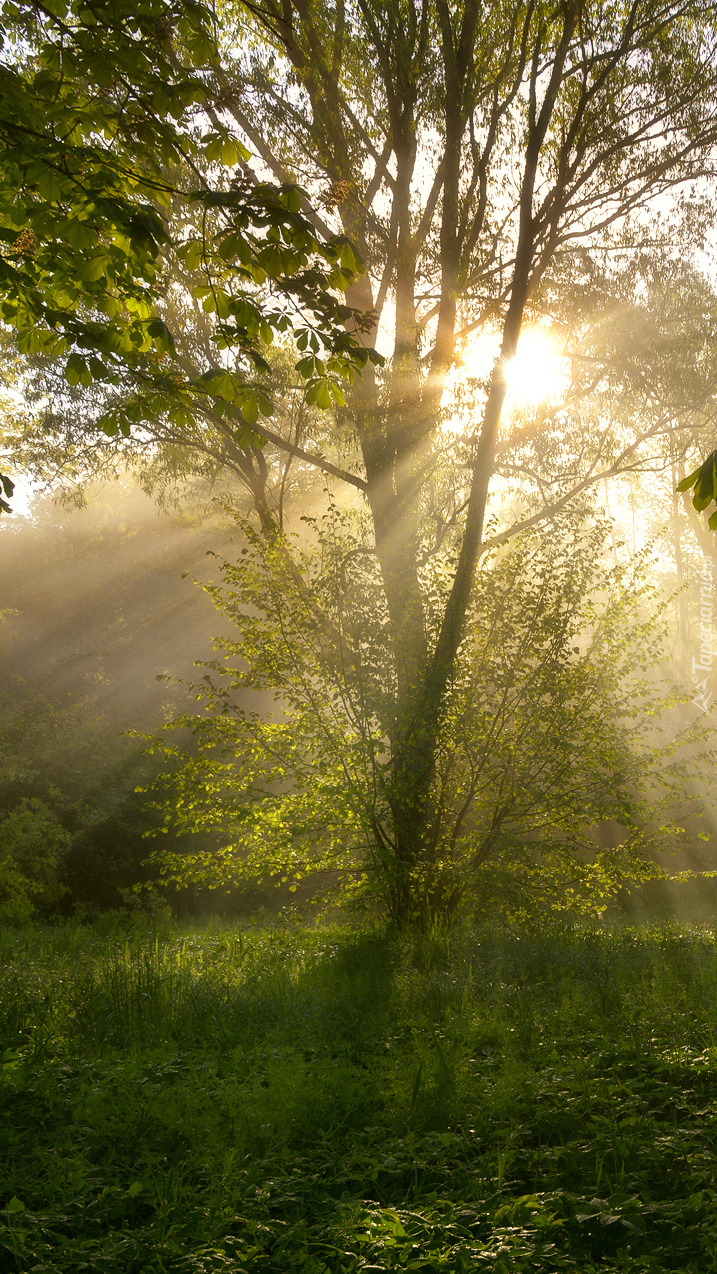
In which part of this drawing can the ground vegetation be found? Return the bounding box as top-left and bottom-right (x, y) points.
(4, 920), (717, 1272)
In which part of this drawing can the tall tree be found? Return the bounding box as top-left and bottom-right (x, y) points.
(202, 0), (717, 921)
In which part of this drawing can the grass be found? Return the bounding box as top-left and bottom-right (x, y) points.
(3, 917), (717, 1271)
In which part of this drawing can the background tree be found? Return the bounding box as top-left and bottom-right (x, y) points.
(0, 484), (246, 916)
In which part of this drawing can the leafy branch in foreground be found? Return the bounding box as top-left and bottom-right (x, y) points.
(677, 451), (717, 528)
(0, 0), (380, 509)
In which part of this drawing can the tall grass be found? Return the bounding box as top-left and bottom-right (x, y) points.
(5, 919), (717, 1059)
(3, 919), (717, 1271)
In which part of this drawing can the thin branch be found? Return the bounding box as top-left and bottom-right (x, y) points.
(198, 403), (369, 492)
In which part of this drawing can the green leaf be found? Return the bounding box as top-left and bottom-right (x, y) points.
(240, 391), (259, 424)
(217, 231), (252, 266)
(277, 187), (302, 213)
(178, 240), (204, 271)
(232, 423), (259, 448)
(676, 466), (702, 492)
(65, 352), (91, 386)
(222, 137), (247, 165)
(204, 133), (247, 165)
(257, 243), (293, 277)
(306, 380), (333, 409)
(146, 318), (176, 356)
(256, 390), (273, 417)
(34, 167), (65, 202)
(79, 253), (108, 283)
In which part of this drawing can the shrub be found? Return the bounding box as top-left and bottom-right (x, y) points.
(0, 798), (69, 922)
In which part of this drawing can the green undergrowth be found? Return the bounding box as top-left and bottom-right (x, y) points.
(3, 918), (717, 1272)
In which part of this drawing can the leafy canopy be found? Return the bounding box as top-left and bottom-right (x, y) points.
(0, 0), (379, 504)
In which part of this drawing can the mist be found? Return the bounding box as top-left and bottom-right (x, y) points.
(0, 479), (243, 914)
(1, 481), (234, 715)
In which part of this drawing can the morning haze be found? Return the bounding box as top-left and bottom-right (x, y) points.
(4, 0), (717, 1266)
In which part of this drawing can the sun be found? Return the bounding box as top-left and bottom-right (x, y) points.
(503, 328), (568, 409)
(446, 325), (569, 434)
(456, 326), (568, 410)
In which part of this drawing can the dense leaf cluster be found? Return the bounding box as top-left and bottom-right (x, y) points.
(0, 0), (378, 508)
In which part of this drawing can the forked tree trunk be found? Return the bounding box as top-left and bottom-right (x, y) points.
(355, 56), (569, 925)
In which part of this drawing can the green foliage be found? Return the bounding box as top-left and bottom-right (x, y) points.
(0, 657), (158, 914)
(143, 513), (710, 921)
(0, 797), (69, 921)
(5, 921), (717, 1269)
(0, 490), (245, 916)
(0, 0), (212, 354)
(139, 511), (387, 911)
(430, 527), (701, 920)
(0, 0), (379, 512)
(678, 451), (717, 527)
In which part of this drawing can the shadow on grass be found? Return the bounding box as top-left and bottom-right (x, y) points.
(3, 919), (717, 1271)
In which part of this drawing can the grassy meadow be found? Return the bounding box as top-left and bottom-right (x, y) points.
(3, 919), (717, 1272)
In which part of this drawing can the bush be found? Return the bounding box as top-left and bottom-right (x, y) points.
(0, 798), (69, 922)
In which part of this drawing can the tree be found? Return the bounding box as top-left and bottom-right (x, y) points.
(0, 797), (69, 921)
(144, 511), (711, 922)
(204, 0), (717, 922)
(0, 481), (243, 914)
(9, 0), (717, 923)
